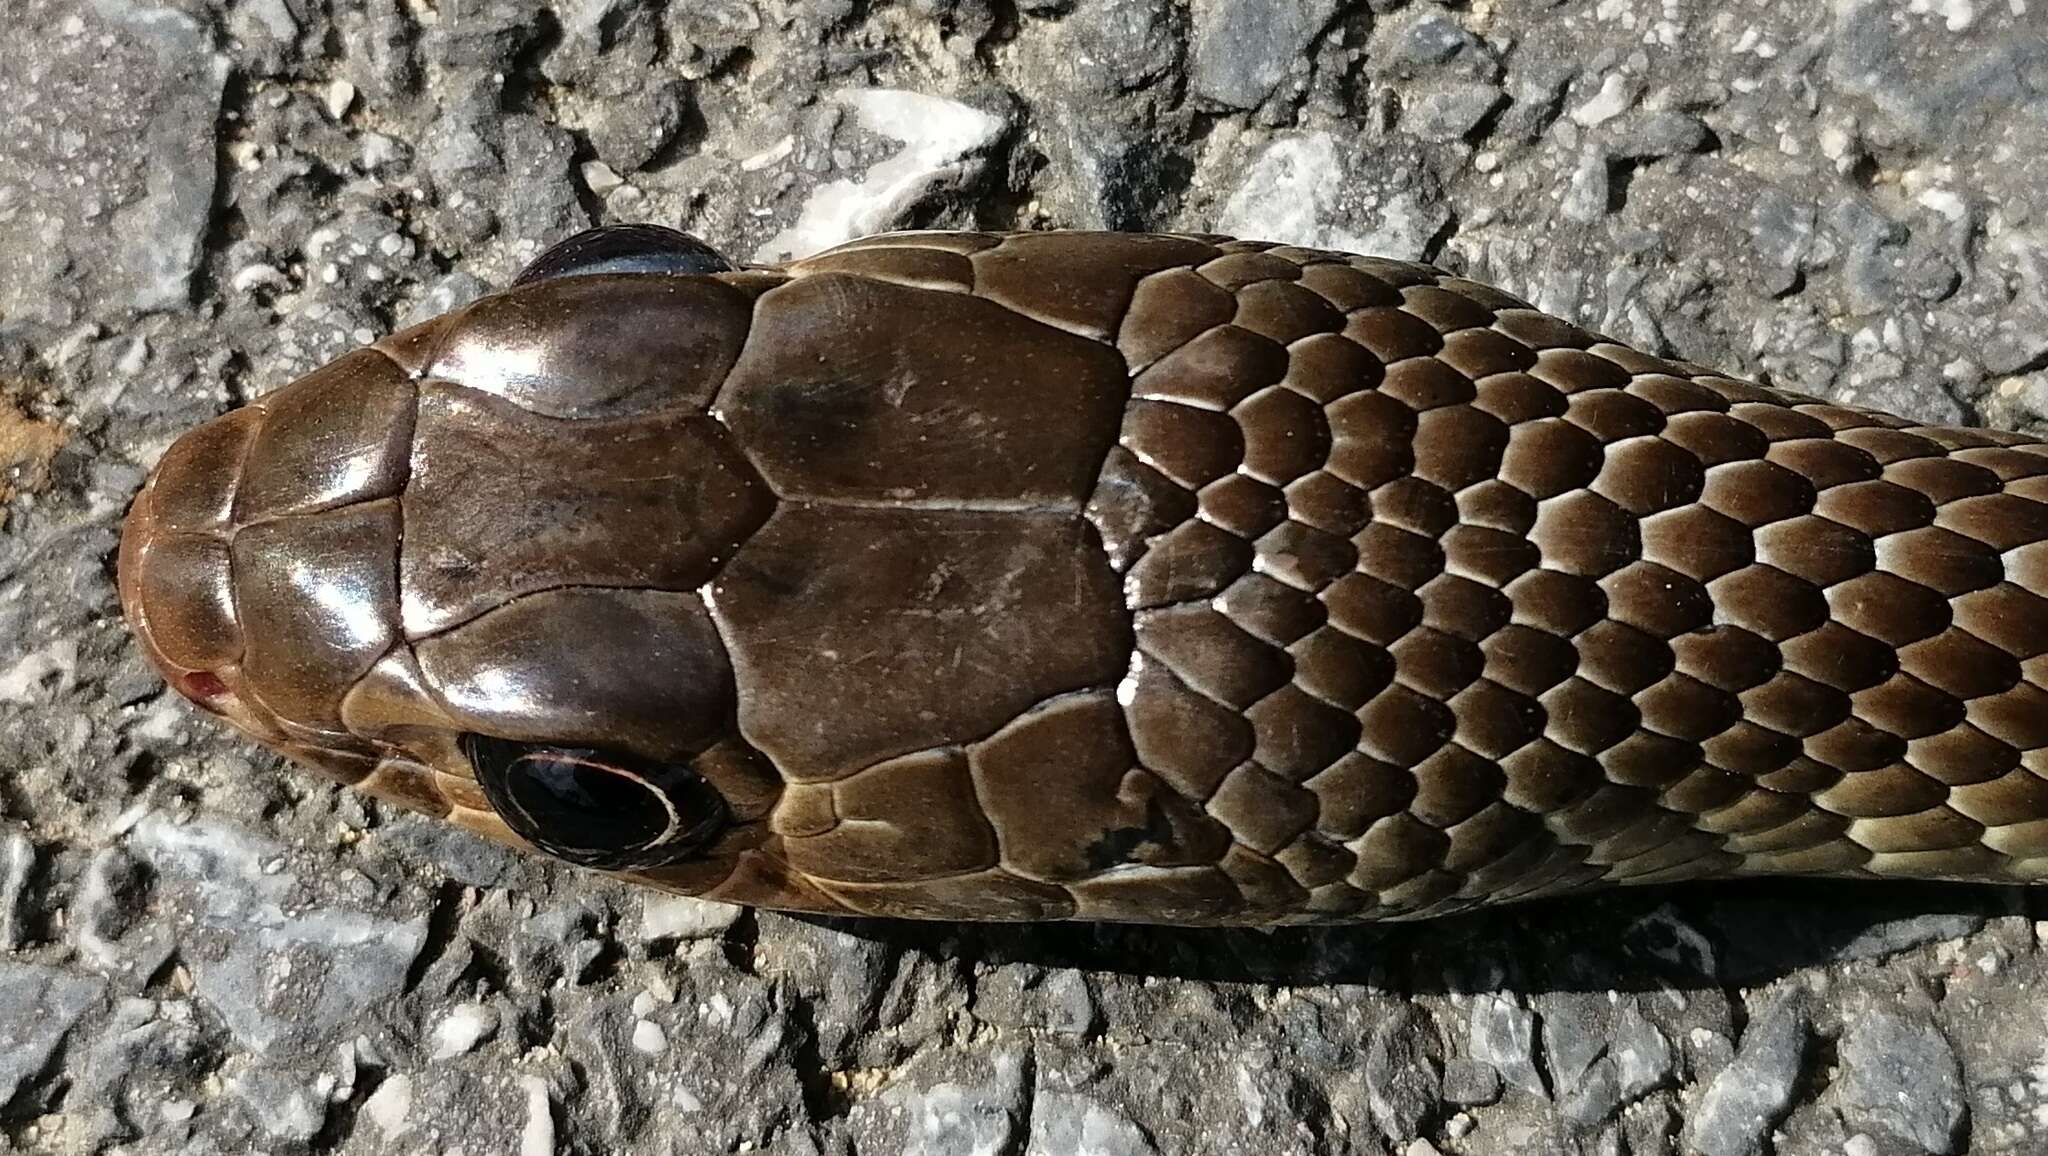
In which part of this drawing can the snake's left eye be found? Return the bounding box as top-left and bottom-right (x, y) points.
(460, 734), (729, 870)
(511, 224), (734, 286)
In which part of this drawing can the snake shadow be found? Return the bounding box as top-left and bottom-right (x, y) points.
(781, 878), (2038, 993)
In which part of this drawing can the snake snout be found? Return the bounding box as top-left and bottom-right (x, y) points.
(120, 346), (421, 751)
(118, 406), (266, 730)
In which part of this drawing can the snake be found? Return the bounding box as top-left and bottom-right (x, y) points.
(115, 225), (2048, 926)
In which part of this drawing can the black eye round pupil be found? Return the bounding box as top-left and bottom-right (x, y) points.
(511, 224), (734, 286)
(507, 753), (667, 850)
(460, 734), (729, 870)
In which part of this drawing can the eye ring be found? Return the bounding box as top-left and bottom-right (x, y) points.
(460, 734), (729, 870)
(510, 224), (734, 286)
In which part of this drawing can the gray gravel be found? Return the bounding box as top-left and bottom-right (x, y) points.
(1682, 989), (1810, 1156)
(1839, 1004), (1967, 1155)
(3, 0), (2048, 1153)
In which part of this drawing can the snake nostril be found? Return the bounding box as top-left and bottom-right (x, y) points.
(177, 670), (231, 709)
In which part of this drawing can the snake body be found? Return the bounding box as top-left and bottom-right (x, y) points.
(117, 227), (2048, 925)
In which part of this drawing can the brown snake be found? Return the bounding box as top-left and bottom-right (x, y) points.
(117, 225), (2048, 926)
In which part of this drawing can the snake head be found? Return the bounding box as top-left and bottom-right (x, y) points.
(118, 227), (833, 907)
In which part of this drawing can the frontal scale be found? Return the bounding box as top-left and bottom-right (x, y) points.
(119, 226), (2048, 926)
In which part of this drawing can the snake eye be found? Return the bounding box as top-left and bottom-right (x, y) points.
(511, 224), (734, 286)
(459, 734), (729, 870)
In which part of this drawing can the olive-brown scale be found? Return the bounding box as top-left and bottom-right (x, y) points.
(116, 226), (2048, 926)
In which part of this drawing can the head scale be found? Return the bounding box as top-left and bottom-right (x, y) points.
(117, 226), (814, 902)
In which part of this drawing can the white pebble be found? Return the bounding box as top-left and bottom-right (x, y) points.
(632, 1019), (669, 1055)
(323, 79), (357, 120)
(431, 1002), (498, 1059)
(363, 1074), (413, 1136)
(117, 337), (150, 375)
(581, 160), (623, 196)
(739, 134), (795, 173)
(640, 893), (742, 940)
(1918, 188), (1967, 222)
(519, 1075), (555, 1156)
(1570, 73), (1634, 127)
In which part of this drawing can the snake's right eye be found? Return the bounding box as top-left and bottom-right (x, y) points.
(460, 734), (729, 871)
(511, 224), (734, 286)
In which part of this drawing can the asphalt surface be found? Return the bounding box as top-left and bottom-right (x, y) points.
(2, 1), (2046, 1153)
